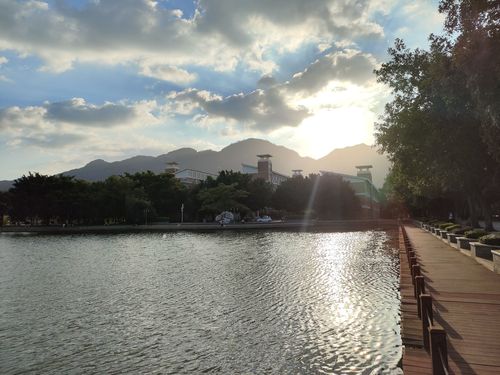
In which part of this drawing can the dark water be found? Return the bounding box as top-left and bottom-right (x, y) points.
(0, 231), (402, 374)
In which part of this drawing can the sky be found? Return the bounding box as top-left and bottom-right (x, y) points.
(0, 0), (445, 180)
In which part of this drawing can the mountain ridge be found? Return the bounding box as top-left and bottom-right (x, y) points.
(0, 139), (390, 190)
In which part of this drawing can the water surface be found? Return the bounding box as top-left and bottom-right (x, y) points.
(0, 230), (401, 374)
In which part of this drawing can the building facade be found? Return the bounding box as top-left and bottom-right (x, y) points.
(241, 154), (289, 187)
(320, 167), (380, 219)
(174, 169), (217, 186)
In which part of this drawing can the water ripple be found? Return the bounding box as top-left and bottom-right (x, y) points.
(0, 230), (402, 374)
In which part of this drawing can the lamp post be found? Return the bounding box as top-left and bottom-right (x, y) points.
(181, 203), (184, 223)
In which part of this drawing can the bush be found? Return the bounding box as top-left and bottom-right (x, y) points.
(451, 226), (473, 235)
(438, 222), (455, 230)
(444, 224), (460, 231)
(479, 233), (500, 246)
(465, 229), (489, 239)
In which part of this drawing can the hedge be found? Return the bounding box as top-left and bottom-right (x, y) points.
(451, 226), (473, 235)
(479, 233), (500, 246)
(465, 229), (489, 239)
(443, 224), (460, 231)
(438, 222), (455, 230)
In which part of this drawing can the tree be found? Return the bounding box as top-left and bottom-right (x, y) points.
(272, 175), (313, 214)
(375, 37), (500, 229)
(312, 174), (361, 220)
(0, 191), (11, 226)
(439, 0), (500, 161)
(197, 183), (249, 217)
(243, 178), (273, 211)
(126, 171), (187, 221)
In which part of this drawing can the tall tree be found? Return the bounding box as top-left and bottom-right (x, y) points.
(375, 38), (499, 228)
(439, 0), (500, 161)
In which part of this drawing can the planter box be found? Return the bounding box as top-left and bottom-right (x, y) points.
(457, 237), (474, 251)
(447, 233), (459, 244)
(440, 230), (449, 240)
(493, 250), (500, 274)
(470, 242), (500, 261)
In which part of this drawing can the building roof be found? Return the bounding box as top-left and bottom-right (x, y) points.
(175, 168), (218, 177)
(242, 163), (288, 178)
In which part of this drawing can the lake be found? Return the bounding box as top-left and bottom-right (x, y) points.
(0, 230), (402, 374)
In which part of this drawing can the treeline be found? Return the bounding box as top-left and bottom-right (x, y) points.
(376, 0), (500, 229)
(0, 170), (361, 225)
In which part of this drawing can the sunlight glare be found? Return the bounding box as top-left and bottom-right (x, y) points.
(294, 107), (376, 159)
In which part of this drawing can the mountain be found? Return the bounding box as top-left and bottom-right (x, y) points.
(0, 180), (13, 191)
(0, 139), (391, 190)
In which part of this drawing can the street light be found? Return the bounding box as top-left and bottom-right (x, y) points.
(181, 203), (184, 223)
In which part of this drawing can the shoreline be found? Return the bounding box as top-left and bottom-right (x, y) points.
(0, 219), (397, 234)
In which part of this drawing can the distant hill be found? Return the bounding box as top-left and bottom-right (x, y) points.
(0, 139), (391, 190)
(0, 180), (13, 191)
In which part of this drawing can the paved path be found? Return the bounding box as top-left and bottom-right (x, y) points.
(402, 225), (500, 374)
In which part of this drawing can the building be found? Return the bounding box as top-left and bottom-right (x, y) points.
(320, 166), (380, 219)
(166, 162), (217, 186)
(241, 154), (289, 187)
(174, 168), (218, 186)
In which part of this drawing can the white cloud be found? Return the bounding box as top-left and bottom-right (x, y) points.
(139, 63), (197, 84)
(169, 87), (310, 130)
(286, 50), (377, 95)
(0, 0), (387, 75)
(166, 48), (381, 131)
(0, 98), (161, 148)
(0, 56), (8, 65)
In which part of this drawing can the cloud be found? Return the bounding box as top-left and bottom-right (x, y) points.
(0, 56), (7, 65)
(139, 63), (197, 84)
(44, 98), (139, 127)
(286, 50), (377, 95)
(11, 132), (87, 149)
(0, 0), (386, 75)
(169, 87), (310, 130)
(0, 98), (160, 149)
(166, 48), (379, 130)
(257, 75), (277, 89)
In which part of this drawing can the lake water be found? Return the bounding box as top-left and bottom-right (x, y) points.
(0, 230), (402, 374)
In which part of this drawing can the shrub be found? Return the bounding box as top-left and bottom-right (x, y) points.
(465, 229), (489, 239)
(438, 222), (454, 230)
(444, 224), (460, 231)
(451, 226), (473, 235)
(479, 233), (500, 246)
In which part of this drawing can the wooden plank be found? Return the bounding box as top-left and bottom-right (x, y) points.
(401, 225), (500, 374)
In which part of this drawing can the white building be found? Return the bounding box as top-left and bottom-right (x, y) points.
(174, 169), (218, 185)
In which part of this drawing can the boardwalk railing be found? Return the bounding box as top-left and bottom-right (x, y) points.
(401, 225), (449, 375)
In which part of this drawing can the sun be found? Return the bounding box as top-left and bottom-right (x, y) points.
(294, 107), (376, 159)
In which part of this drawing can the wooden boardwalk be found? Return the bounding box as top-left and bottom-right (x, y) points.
(401, 225), (500, 374)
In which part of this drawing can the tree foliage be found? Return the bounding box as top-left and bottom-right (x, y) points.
(375, 0), (500, 228)
(2, 169), (362, 224)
